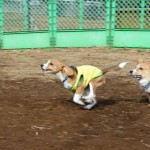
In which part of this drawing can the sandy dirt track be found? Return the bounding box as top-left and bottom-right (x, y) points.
(0, 47), (150, 150)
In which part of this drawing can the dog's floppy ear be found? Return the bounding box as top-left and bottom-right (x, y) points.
(58, 63), (66, 69)
(137, 58), (144, 64)
(63, 66), (74, 76)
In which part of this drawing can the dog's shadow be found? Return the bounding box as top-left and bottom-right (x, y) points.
(95, 99), (117, 109)
(65, 98), (117, 110)
(65, 96), (150, 110)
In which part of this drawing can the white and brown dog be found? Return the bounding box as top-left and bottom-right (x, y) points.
(41, 59), (128, 109)
(130, 58), (150, 104)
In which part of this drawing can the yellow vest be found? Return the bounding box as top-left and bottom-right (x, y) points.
(70, 65), (103, 93)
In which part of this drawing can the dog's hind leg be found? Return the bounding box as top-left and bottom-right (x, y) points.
(82, 83), (97, 109)
(82, 76), (105, 100)
(83, 76), (105, 109)
(82, 86), (93, 104)
(84, 97), (97, 109)
(82, 83), (95, 100)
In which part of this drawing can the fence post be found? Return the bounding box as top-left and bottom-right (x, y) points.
(79, 0), (83, 29)
(106, 0), (111, 47)
(48, 0), (57, 47)
(23, 0), (29, 31)
(140, 0), (145, 29)
(0, 0), (3, 49)
(110, 0), (116, 46)
(106, 0), (116, 47)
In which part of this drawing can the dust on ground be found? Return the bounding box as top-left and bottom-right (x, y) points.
(0, 47), (150, 150)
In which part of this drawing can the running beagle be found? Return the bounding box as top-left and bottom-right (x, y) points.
(41, 59), (128, 109)
(130, 58), (150, 104)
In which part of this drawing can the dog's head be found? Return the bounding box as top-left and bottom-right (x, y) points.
(41, 59), (66, 74)
(130, 58), (150, 86)
(41, 59), (77, 89)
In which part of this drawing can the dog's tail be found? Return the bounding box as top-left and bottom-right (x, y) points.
(102, 62), (128, 74)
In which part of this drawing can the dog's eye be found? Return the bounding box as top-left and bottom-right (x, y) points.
(49, 63), (53, 65)
(139, 67), (143, 70)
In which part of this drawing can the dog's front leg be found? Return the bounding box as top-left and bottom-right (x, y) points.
(73, 87), (85, 106)
(73, 94), (85, 106)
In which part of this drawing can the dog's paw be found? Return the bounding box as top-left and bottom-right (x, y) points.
(82, 95), (95, 100)
(82, 96), (86, 100)
(82, 96), (91, 100)
(83, 105), (93, 110)
(84, 99), (93, 104)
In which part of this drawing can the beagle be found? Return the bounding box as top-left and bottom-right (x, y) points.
(41, 59), (128, 109)
(130, 58), (150, 104)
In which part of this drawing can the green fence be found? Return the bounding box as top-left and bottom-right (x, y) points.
(0, 0), (150, 49)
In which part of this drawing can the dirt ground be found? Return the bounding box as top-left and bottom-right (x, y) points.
(0, 47), (150, 150)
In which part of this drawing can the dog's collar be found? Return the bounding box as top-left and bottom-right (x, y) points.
(142, 81), (150, 91)
(62, 66), (77, 83)
(70, 66), (78, 73)
(62, 75), (69, 83)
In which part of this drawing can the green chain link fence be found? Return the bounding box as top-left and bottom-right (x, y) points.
(0, 0), (150, 49)
(57, 0), (106, 29)
(3, 0), (49, 31)
(115, 0), (150, 29)
(3, 0), (106, 31)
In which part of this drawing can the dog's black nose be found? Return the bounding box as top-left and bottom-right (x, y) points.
(130, 70), (133, 74)
(41, 64), (44, 68)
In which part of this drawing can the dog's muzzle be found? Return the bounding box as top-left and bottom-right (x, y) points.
(40, 64), (51, 72)
(131, 74), (142, 80)
(130, 70), (142, 80)
(134, 75), (142, 80)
